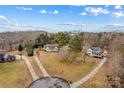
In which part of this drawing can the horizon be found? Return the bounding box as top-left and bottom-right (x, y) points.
(0, 5), (124, 32)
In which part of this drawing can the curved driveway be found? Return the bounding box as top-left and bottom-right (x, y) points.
(71, 57), (107, 88)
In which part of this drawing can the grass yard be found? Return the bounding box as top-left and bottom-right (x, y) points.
(8, 50), (20, 55)
(37, 50), (99, 83)
(0, 60), (32, 88)
(80, 61), (109, 88)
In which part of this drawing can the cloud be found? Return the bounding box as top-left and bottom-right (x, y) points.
(80, 12), (87, 16)
(106, 24), (123, 27)
(0, 18), (47, 32)
(85, 7), (110, 16)
(12, 19), (17, 22)
(0, 15), (8, 20)
(105, 5), (109, 7)
(70, 5), (83, 7)
(16, 7), (32, 11)
(40, 9), (47, 14)
(0, 15), (46, 31)
(105, 24), (124, 31)
(115, 5), (122, 10)
(52, 10), (59, 15)
(57, 22), (86, 26)
(112, 11), (124, 18)
(8, 21), (12, 24)
(39, 10), (59, 15)
(57, 22), (79, 26)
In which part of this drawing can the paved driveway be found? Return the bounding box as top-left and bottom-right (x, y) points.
(22, 55), (39, 81)
(71, 57), (107, 88)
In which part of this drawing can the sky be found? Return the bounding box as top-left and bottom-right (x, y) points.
(0, 5), (124, 32)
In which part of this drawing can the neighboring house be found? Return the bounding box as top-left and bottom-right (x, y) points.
(86, 47), (104, 58)
(43, 44), (59, 52)
(0, 52), (15, 62)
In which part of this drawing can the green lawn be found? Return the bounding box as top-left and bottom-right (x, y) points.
(0, 60), (32, 88)
(37, 51), (98, 83)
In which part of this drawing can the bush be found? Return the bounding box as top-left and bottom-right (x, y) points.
(27, 48), (34, 56)
(18, 44), (23, 51)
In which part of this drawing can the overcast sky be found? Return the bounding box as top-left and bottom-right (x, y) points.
(0, 5), (124, 32)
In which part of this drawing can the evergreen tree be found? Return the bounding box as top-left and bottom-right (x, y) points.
(69, 35), (82, 52)
(54, 32), (70, 46)
(35, 33), (50, 47)
(27, 47), (34, 56)
(18, 44), (23, 51)
(25, 40), (34, 56)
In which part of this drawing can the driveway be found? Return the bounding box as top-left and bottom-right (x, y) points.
(34, 51), (50, 77)
(22, 55), (39, 81)
(71, 57), (107, 88)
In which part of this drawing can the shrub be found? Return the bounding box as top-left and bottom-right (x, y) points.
(27, 48), (34, 56)
(18, 44), (23, 51)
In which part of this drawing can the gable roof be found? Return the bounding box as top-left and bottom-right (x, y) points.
(44, 44), (59, 50)
(91, 47), (101, 51)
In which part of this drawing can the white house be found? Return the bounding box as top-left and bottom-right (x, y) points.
(43, 44), (59, 52)
(86, 47), (108, 58)
(86, 48), (93, 56)
(86, 47), (103, 58)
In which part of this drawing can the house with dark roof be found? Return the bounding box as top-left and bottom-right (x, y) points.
(0, 52), (15, 62)
(43, 44), (59, 52)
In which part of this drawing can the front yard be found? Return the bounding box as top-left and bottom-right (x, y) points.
(37, 50), (99, 83)
(0, 60), (32, 88)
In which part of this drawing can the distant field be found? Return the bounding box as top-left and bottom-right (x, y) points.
(37, 51), (98, 83)
(0, 60), (32, 88)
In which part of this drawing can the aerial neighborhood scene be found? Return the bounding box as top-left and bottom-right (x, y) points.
(0, 5), (124, 88)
